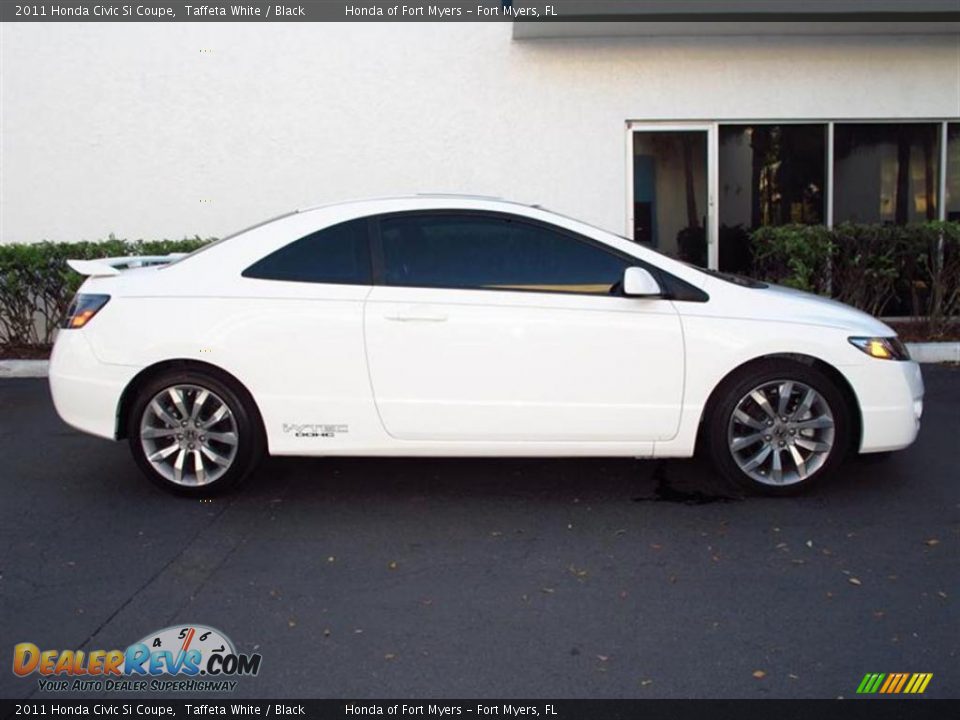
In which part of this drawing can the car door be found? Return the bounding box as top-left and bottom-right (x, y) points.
(363, 211), (685, 443)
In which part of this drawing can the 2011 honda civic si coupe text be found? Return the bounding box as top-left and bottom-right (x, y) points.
(49, 196), (924, 497)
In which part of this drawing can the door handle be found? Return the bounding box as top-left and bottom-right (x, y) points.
(384, 308), (448, 323)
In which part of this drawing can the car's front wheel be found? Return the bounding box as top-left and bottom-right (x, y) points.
(128, 370), (263, 496)
(706, 360), (851, 495)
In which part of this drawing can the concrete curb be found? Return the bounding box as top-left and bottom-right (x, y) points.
(906, 342), (960, 364)
(0, 360), (49, 378)
(1, 343), (957, 378)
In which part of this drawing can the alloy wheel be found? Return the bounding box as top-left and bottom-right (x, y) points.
(727, 379), (836, 486)
(139, 384), (239, 487)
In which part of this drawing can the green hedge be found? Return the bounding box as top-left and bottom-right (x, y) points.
(750, 222), (960, 336)
(2, 224), (959, 348)
(0, 236), (213, 346)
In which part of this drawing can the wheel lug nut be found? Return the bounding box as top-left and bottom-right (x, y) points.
(200, 435), (206, 442)
(188, 443), (195, 450)
(779, 441), (786, 448)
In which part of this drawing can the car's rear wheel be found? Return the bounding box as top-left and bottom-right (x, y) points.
(128, 370), (262, 496)
(706, 360), (851, 495)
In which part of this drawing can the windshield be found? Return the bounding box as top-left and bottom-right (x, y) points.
(539, 206), (767, 288)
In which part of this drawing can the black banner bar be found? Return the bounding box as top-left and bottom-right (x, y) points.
(3, 0), (959, 23)
(2, 700), (960, 720)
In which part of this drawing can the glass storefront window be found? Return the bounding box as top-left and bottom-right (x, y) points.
(632, 130), (708, 266)
(947, 123), (960, 222)
(833, 123), (940, 224)
(719, 124), (826, 272)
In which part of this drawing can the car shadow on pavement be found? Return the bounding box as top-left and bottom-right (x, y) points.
(248, 454), (746, 507)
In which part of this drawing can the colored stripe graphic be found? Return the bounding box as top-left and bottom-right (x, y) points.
(879, 674), (896, 693)
(857, 672), (932, 694)
(892, 673), (910, 693)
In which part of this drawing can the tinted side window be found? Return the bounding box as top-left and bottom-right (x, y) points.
(242, 219), (371, 284)
(379, 214), (629, 294)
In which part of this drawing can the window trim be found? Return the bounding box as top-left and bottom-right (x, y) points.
(368, 209), (705, 301)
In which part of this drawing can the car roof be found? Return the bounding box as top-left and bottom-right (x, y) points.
(297, 194), (541, 213)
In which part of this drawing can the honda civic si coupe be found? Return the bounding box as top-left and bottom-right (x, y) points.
(49, 196), (924, 496)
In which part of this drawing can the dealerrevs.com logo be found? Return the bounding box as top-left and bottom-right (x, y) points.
(13, 624), (262, 693)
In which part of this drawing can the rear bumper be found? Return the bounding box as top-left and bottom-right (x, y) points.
(48, 331), (138, 440)
(846, 359), (924, 453)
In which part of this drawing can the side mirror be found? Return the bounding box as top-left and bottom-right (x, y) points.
(623, 267), (662, 297)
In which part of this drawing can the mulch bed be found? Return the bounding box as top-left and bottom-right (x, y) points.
(0, 344), (53, 360)
(885, 322), (960, 343)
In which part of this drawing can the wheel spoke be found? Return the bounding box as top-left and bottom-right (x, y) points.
(777, 381), (794, 416)
(793, 416), (833, 431)
(150, 400), (179, 428)
(189, 389), (209, 422)
(141, 427), (178, 439)
(204, 431), (238, 446)
(173, 449), (186, 484)
(795, 437), (831, 453)
(201, 404), (229, 429)
(788, 445), (808, 479)
(200, 445), (231, 466)
(770, 448), (783, 483)
(793, 388), (816, 419)
(193, 450), (206, 485)
(741, 444), (773, 472)
(750, 390), (777, 420)
(733, 409), (766, 431)
(148, 442), (179, 463)
(168, 388), (189, 420)
(731, 432), (766, 452)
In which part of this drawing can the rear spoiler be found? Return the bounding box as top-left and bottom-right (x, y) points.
(67, 254), (187, 277)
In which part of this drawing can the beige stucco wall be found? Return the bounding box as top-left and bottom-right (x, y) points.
(1, 22), (957, 243)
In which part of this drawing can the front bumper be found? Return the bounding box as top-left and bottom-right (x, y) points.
(48, 331), (139, 440)
(845, 359), (924, 453)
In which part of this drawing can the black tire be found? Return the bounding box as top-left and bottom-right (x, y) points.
(704, 359), (851, 496)
(127, 369), (264, 497)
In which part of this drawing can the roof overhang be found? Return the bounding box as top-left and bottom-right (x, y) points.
(511, 0), (960, 39)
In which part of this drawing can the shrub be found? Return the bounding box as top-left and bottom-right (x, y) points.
(749, 222), (960, 336)
(750, 224), (834, 295)
(0, 236), (212, 346)
(897, 222), (960, 337)
(830, 224), (901, 318)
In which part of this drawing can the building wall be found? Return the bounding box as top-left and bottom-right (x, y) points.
(1, 22), (957, 243)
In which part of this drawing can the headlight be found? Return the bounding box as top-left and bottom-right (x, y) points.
(848, 336), (911, 361)
(61, 294), (110, 329)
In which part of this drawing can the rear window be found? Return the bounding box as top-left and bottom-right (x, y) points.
(242, 219), (372, 285)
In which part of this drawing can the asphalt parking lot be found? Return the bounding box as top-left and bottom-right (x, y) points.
(0, 368), (957, 700)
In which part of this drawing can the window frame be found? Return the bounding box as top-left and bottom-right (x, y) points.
(626, 118), (959, 270)
(367, 209), (690, 300)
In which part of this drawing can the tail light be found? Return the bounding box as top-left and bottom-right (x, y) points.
(62, 294), (110, 329)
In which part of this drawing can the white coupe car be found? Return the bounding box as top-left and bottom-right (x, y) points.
(49, 196), (924, 497)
